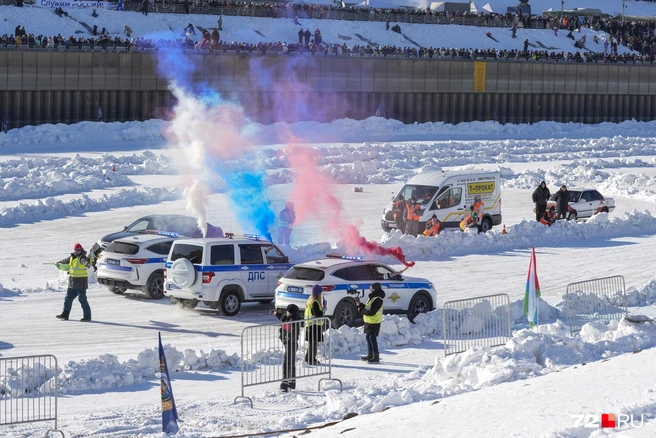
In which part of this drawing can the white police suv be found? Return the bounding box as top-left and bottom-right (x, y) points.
(274, 255), (437, 328)
(164, 234), (293, 316)
(97, 234), (177, 299)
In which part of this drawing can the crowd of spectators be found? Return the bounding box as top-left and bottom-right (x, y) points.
(3, 2), (656, 65)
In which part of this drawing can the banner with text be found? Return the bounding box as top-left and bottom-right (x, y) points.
(33, 0), (109, 9)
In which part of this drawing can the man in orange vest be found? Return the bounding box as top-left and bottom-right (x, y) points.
(423, 214), (441, 236)
(471, 194), (484, 232)
(540, 206), (557, 226)
(405, 197), (421, 237)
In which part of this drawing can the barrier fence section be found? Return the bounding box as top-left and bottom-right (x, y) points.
(566, 275), (627, 335)
(442, 294), (512, 356)
(0, 354), (63, 437)
(234, 317), (342, 407)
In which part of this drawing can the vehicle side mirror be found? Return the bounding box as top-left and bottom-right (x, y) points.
(123, 226), (128, 231)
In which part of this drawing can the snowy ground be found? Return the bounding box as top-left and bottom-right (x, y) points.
(2, 116), (656, 437)
(2, 3), (656, 437)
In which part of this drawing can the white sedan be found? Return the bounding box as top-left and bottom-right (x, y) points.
(547, 189), (615, 221)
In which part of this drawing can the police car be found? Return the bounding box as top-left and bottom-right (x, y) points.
(97, 234), (177, 299)
(274, 255), (437, 328)
(164, 234), (293, 316)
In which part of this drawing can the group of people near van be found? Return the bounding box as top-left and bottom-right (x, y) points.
(393, 194), (443, 237)
(276, 283), (385, 392)
(533, 181), (570, 226)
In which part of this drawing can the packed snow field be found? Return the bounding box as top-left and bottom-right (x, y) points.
(2, 116), (656, 437)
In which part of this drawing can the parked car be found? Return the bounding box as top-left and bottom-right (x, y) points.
(99, 214), (223, 249)
(274, 255), (437, 328)
(547, 189), (615, 221)
(97, 234), (177, 299)
(164, 235), (292, 316)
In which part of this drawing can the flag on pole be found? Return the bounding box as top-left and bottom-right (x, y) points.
(159, 332), (179, 434)
(523, 247), (541, 328)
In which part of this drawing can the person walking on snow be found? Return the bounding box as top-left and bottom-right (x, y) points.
(357, 282), (385, 364)
(532, 181), (551, 222)
(278, 202), (296, 245)
(56, 243), (92, 322)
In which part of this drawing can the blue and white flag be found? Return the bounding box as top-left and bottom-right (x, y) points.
(159, 332), (179, 434)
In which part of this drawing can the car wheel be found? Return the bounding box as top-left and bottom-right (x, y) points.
(332, 300), (357, 328)
(171, 297), (198, 310)
(480, 217), (493, 233)
(144, 272), (164, 300)
(169, 258), (197, 288)
(108, 286), (126, 295)
(568, 210), (578, 221)
(407, 293), (432, 323)
(258, 299), (273, 304)
(217, 290), (241, 316)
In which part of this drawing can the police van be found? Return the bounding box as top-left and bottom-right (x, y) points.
(164, 234), (293, 316)
(381, 170), (502, 232)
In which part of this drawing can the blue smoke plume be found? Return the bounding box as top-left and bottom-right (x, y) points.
(220, 169), (275, 241)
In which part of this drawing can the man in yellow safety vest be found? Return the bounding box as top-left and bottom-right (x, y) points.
(356, 282), (385, 364)
(56, 243), (92, 322)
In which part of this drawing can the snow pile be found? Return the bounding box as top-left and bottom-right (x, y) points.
(424, 317), (656, 392)
(0, 188), (181, 227)
(56, 345), (238, 394)
(0, 120), (164, 149)
(625, 280), (656, 307)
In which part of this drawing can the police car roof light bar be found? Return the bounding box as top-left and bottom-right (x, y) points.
(243, 233), (261, 241)
(224, 232), (235, 238)
(326, 254), (365, 260)
(157, 231), (180, 237)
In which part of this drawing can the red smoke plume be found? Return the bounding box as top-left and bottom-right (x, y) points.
(286, 145), (413, 268)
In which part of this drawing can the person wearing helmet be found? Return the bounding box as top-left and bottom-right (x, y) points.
(55, 243), (92, 322)
(278, 201), (296, 245)
(404, 196), (421, 237)
(277, 303), (303, 392)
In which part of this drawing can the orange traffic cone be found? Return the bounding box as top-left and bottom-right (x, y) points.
(501, 224), (507, 235)
(111, 164), (116, 172)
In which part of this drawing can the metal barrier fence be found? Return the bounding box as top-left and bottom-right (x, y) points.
(234, 317), (342, 407)
(442, 294), (512, 356)
(566, 275), (627, 335)
(0, 355), (63, 437)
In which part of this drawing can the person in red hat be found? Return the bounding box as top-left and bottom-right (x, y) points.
(55, 243), (92, 322)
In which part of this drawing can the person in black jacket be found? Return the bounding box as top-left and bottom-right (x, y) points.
(553, 184), (570, 220)
(357, 282), (386, 364)
(532, 181), (551, 221)
(304, 285), (325, 366)
(278, 304), (303, 392)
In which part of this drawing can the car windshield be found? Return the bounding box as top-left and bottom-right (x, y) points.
(396, 185), (438, 205)
(283, 267), (325, 281)
(125, 216), (203, 237)
(550, 191), (581, 203)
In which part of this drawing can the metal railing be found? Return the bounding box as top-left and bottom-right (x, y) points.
(442, 293), (512, 356)
(566, 275), (627, 335)
(0, 354), (63, 437)
(234, 317), (341, 407)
